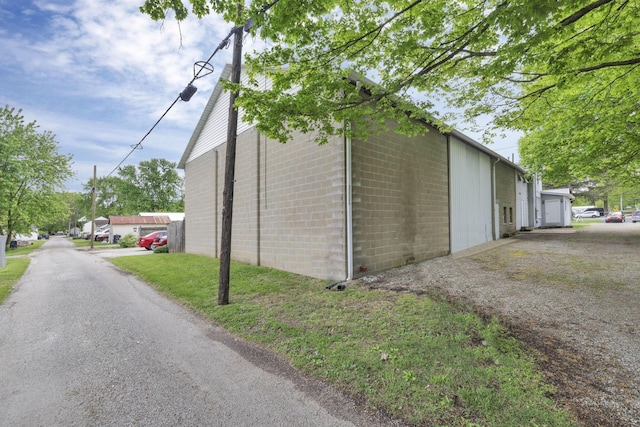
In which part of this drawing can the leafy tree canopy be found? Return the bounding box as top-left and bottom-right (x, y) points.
(0, 105), (74, 244)
(37, 191), (84, 235)
(82, 158), (184, 217)
(141, 0), (639, 183)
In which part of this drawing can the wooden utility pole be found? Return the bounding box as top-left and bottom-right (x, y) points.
(218, 23), (243, 305)
(90, 165), (97, 250)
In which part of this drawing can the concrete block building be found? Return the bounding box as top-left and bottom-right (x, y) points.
(178, 65), (529, 280)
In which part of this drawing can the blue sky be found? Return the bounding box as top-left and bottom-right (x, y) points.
(0, 0), (520, 193)
(0, 0), (235, 192)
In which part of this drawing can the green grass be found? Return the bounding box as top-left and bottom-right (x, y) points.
(71, 238), (119, 249)
(1, 240), (45, 303)
(571, 219), (600, 228)
(0, 257), (30, 303)
(112, 254), (575, 426)
(4, 239), (46, 256)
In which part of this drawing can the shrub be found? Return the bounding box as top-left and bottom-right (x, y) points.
(153, 245), (169, 253)
(119, 233), (138, 248)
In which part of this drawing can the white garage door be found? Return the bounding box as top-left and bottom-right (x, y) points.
(449, 138), (493, 253)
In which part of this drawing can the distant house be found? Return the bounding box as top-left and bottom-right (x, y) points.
(176, 65), (530, 281)
(108, 215), (172, 242)
(82, 216), (109, 236)
(14, 227), (39, 241)
(138, 212), (185, 222)
(539, 188), (574, 228)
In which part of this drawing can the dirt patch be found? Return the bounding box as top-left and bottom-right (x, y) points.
(357, 223), (640, 426)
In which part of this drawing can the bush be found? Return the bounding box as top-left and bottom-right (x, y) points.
(153, 245), (169, 254)
(119, 233), (138, 248)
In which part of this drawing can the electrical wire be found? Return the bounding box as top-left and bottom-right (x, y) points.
(105, 96), (181, 178)
(104, 33), (233, 180)
(103, 0), (282, 180)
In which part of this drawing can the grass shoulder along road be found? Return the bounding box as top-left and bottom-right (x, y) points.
(71, 238), (120, 249)
(0, 257), (30, 303)
(0, 240), (45, 303)
(111, 253), (575, 427)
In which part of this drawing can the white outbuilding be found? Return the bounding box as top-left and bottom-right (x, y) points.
(539, 188), (574, 228)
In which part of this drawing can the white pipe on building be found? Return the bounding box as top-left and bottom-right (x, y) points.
(345, 124), (354, 280)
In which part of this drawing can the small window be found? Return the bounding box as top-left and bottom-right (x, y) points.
(503, 206), (507, 224)
(509, 207), (513, 223)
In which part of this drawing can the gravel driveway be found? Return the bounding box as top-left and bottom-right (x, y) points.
(359, 221), (640, 426)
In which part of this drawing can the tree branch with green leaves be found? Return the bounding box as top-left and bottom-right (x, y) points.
(141, 0), (640, 183)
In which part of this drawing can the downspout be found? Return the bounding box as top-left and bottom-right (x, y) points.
(214, 149), (219, 258)
(345, 122), (354, 280)
(492, 157), (501, 240)
(328, 124), (353, 291)
(446, 134), (452, 255)
(256, 130), (261, 266)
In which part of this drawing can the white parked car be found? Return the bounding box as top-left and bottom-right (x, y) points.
(574, 211), (600, 218)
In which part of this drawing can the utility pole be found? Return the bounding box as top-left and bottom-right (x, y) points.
(90, 165), (96, 250)
(218, 19), (243, 306)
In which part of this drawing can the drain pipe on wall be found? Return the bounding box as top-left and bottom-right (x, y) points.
(492, 157), (501, 240)
(345, 122), (354, 281)
(327, 123), (354, 291)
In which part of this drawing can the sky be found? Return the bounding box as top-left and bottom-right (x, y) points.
(0, 0), (520, 194)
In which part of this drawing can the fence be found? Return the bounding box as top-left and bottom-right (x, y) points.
(167, 220), (185, 253)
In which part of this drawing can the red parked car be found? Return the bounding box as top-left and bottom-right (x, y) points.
(137, 231), (166, 250)
(94, 232), (110, 242)
(151, 234), (167, 250)
(605, 212), (625, 223)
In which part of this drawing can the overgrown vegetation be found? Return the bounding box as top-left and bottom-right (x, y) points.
(111, 254), (575, 426)
(152, 245), (168, 253)
(118, 234), (138, 248)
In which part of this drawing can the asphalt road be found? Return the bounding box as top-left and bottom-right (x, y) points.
(0, 238), (382, 426)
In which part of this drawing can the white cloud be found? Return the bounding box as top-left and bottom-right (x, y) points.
(0, 0), (245, 191)
(4, 0), (232, 122)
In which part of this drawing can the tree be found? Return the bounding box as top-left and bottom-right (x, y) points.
(81, 158), (184, 217)
(81, 176), (129, 217)
(569, 178), (618, 212)
(118, 158), (184, 212)
(141, 0), (638, 181)
(0, 105), (74, 246)
(38, 192), (85, 235)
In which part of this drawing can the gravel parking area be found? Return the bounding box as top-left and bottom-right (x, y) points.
(358, 221), (640, 426)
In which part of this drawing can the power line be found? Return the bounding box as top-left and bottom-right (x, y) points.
(103, 0), (283, 180)
(104, 32), (234, 179)
(105, 96), (181, 178)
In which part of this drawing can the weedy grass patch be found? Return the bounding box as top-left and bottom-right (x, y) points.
(112, 253), (575, 426)
(0, 257), (30, 303)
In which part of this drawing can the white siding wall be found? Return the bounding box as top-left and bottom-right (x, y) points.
(516, 173), (529, 230)
(187, 72), (271, 163)
(449, 137), (493, 253)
